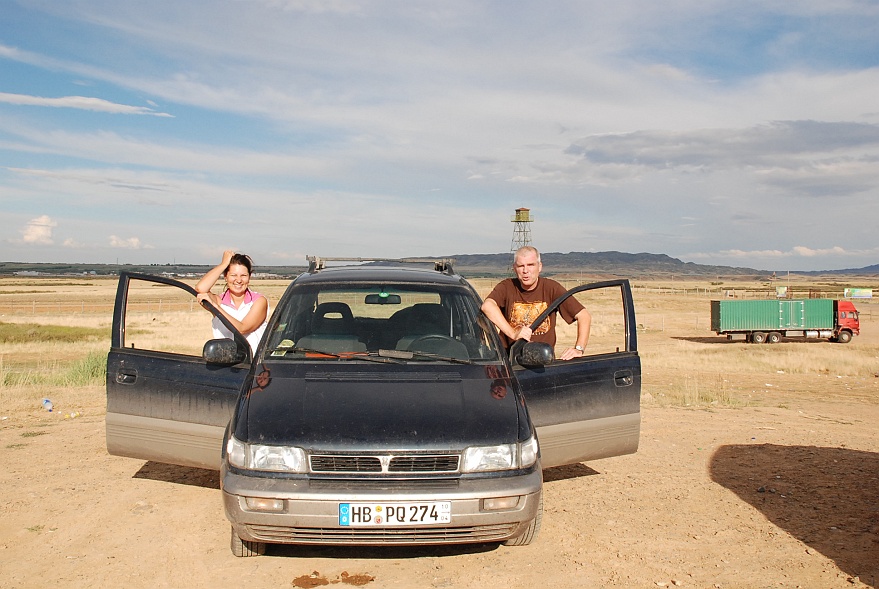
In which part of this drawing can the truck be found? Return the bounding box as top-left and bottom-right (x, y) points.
(710, 299), (860, 344)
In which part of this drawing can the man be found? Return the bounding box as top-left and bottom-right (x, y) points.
(481, 246), (591, 360)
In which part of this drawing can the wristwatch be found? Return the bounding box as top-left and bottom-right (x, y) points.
(574, 345), (585, 352)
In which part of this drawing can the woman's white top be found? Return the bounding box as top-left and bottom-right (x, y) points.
(211, 289), (268, 353)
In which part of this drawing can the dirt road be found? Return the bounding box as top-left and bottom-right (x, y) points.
(2, 373), (877, 589)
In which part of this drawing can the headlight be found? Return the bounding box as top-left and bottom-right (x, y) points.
(462, 436), (539, 473)
(226, 436), (307, 473)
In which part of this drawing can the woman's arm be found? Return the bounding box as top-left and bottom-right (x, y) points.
(213, 296), (268, 335)
(195, 250), (235, 294)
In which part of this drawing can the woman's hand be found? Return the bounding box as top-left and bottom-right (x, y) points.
(197, 292), (219, 307)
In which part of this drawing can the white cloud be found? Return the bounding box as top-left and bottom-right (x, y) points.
(20, 215), (56, 245)
(109, 235), (151, 249)
(0, 92), (173, 117)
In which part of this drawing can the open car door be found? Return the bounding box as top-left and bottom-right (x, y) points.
(512, 279), (641, 469)
(105, 272), (253, 470)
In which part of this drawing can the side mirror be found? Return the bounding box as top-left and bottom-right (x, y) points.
(516, 341), (554, 368)
(203, 338), (248, 365)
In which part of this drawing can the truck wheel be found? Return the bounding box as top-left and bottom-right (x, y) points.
(751, 332), (767, 344)
(503, 495), (543, 546)
(767, 332), (782, 344)
(836, 331), (852, 344)
(231, 527), (266, 557)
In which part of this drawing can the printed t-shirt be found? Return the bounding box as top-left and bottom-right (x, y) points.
(485, 277), (584, 348)
(211, 289), (269, 353)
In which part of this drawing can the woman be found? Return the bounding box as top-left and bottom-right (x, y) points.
(196, 250), (269, 353)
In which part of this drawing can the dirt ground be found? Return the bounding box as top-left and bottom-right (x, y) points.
(0, 372), (875, 589)
(1, 274), (878, 588)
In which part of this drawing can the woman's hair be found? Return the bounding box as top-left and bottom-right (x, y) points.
(225, 253), (254, 276)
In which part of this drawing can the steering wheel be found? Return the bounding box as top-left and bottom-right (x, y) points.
(409, 334), (455, 349)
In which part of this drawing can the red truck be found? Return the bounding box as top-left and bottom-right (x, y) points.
(711, 299), (860, 343)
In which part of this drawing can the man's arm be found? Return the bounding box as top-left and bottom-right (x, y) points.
(481, 298), (532, 342)
(558, 307), (591, 360)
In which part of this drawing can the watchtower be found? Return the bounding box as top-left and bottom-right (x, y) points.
(510, 207), (533, 252)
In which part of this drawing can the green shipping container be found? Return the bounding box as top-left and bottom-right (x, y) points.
(710, 299), (834, 332)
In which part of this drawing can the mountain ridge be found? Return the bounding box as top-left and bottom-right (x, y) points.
(2, 251), (877, 278)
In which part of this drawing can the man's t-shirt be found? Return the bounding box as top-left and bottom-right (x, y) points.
(486, 277), (584, 348)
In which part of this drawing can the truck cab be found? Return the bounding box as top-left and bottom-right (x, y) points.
(835, 300), (860, 342)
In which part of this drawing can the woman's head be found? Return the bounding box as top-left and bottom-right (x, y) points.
(225, 253), (254, 276)
(224, 253), (254, 293)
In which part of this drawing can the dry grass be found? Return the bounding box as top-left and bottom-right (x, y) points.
(2, 274), (878, 414)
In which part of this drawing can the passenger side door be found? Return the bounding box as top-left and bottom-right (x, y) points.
(105, 272), (252, 470)
(512, 280), (641, 469)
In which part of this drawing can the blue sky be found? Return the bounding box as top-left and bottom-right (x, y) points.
(2, 1), (878, 271)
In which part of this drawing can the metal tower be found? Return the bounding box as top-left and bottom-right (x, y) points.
(510, 207), (533, 252)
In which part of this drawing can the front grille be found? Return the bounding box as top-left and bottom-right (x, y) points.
(246, 523), (517, 545)
(310, 454), (460, 474)
(390, 455), (459, 472)
(310, 456), (382, 472)
(309, 478), (459, 491)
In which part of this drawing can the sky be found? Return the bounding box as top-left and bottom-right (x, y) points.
(1, 1), (878, 272)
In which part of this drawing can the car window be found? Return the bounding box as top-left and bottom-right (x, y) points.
(264, 284), (500, 361)
(120, 277), (211, 356)
(553, 283), (629, 358)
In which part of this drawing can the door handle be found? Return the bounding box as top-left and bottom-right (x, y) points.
(614, 370), (633, 387)
(116, 370), (137, 385)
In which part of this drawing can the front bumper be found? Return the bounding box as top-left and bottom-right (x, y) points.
(222, 467), (542, 546)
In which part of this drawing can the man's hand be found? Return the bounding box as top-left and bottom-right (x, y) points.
(558, 346), (585, 361)
(513, 325), (533, 342)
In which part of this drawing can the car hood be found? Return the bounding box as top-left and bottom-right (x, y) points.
(234, 363), (522, 451)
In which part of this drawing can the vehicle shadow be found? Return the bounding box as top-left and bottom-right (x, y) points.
(133, 461), (220, 489)
(709, 444), (879, 587)
(672, 336), (738, 344)
(271, 541), (499, 559)
(543, 463), (600, 482)
(672, 336), (831, 345)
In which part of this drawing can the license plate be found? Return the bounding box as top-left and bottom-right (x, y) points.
(339, 502), (451, 526)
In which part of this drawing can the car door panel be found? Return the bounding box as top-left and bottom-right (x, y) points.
(513, 280), (641, 469)
(105, 272), (251, 470)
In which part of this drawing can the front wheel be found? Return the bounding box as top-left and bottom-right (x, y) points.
(504, 494), (543, 546)
(231, 527), (266, 557)
(836, 330), (853, 344)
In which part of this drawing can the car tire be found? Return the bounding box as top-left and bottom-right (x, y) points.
(767, 332), (782, 344)
(231, 527), (266, 557)
(751, 332), (767, 344)
(503, 494), (543, 546)
(836, 330), (852, 344)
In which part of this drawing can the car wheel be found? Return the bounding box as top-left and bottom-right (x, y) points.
(751, 332), (767, 344)
(503, 494), (543, 546)
(231, 527), (266, 557)
(836, 330), (852, 344)
(767, 332), (782, 344)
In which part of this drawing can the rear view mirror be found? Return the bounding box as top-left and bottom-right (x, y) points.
(516, 342), (554, 368)
(365, 293), (402, 305)
(203, 338), (248, 365)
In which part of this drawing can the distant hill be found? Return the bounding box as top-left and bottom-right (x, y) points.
(1, 252), (876, 279)
(446, 251), (768, 279)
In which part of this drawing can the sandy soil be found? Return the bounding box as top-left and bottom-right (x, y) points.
(1, 368), (876, 589)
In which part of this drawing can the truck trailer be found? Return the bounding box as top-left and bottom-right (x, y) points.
(710, 299), (860, 344)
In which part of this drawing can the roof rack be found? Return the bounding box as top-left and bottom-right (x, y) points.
(306, 256), (456, 274)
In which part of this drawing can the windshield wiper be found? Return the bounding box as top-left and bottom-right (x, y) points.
(271, 346), (403, 363)
(378, 348), (475, 365)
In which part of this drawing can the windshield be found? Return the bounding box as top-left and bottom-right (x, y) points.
(263, 283), (501, 362)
